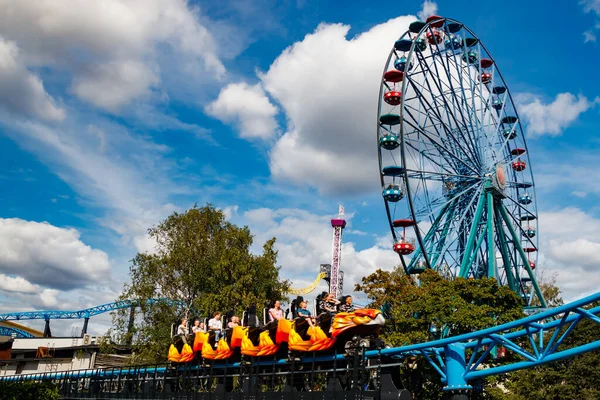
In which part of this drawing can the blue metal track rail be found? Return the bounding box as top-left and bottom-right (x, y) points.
(1, 291), (599, 395)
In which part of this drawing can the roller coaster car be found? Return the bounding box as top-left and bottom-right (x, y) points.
(168, 309), (384, 362)
(288, 309), (385, 353)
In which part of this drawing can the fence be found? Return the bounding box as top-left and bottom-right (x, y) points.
(0, 349), (412, 400)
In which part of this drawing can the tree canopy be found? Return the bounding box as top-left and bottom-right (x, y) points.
(355, 268), (524, 398)
(111, 204), (289, 363)
(355, 268), (524, 346)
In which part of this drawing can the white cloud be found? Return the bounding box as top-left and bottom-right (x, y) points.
(581, 0), (600, 15)
(581, 0), (600, 43)
(0, 37), (65, 121)
(133, 234), (159, 255)
(206, 83), (279, 139)
(72, 61), (159, 112)
(417, 1), (438, 21)
(0, 274), (39, 294)
(222, 205), (240, 220)
(537, 207), (600, 301)
(241, 207), (398, 300)
(516, 92), (599, 137)
(258, 17), (414, 195)
(0, 0), (225, 112)
(0, 114), (185, 246)
(584, 29), (597, 42)
(0, 218), (111, 290)
(536, 153), (600, 197)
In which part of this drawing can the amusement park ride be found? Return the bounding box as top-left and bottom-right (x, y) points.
(2, 15), (600, 400)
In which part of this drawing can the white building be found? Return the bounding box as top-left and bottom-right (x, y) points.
(0, 335), (101, 377)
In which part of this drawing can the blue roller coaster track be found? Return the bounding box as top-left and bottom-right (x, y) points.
(0, 298), (184, 339)
(0, 298), (182, 322)
(1, 290), (600, 397)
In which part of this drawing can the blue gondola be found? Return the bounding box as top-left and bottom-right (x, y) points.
(383, 184), (403, 202)
(379, 134), (400, 150)
(444, 36), (462, 50)
(462, 50), (478, 64)
(394, 56), (413, 72)
(518, 193), (532, 205)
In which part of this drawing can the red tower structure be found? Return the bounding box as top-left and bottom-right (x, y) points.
(330, 206), (346, 298)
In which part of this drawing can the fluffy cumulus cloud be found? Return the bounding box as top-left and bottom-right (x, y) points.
(0, 38), (65, 121)
(0, 218), (111, 291)
(0, 0), (224, 112)
(417, 1), (438, 21)
(537, 207), (600, 301)
(258, 17), (414, 195)
(206, 83), (279, 139)
(516, 92), (599, 137)
(241, 207), (398, 300)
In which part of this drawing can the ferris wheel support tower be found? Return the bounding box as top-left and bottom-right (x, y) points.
(330, 206), (346, 298)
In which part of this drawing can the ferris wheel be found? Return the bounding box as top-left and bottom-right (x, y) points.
(377, 15), (546, 308)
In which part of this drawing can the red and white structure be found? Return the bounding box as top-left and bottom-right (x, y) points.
(330, 206), (346, 298)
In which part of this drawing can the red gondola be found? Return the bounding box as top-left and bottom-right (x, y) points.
(383, 70), (404, 83)
(384, 91), (402, 106)
(512, 160), (526, 171)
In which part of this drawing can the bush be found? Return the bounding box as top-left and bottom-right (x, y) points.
(0, 381), (59, 400)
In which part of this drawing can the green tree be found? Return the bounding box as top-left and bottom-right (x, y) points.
(111, 204), (289, 363)
(355, 268), (524, 399)
(0, 381), (59, 400)
(486, 278), (600, 400)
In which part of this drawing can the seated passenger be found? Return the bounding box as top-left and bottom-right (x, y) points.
(269, 300), (284, 322)
(319, 293), (340, 314)
(208, 311), (223, 346)
(339, 296), (355, 313)
(297, 301), (316, 327)
(177, 318), (189, 336)
(228, 315), (240, 329)
(191, 318), (204, 333)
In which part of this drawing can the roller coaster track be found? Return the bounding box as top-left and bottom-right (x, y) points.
(1, 291), (599, 396)
(0, 298), (182, 322)
(0, 326), (34, 338)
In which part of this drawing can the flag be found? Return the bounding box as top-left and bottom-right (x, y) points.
(338, 205), (344, 215)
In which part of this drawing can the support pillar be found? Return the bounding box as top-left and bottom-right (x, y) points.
(443, 343), (471, 399)
(81, 317), (89, 337)
(43, 318), (52, 338)
(498, 202), (547, 307)
(459, 192), (486, 278)
(486, 191), (495, 278)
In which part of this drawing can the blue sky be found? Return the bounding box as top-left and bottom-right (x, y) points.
(0, 0), (599, 334)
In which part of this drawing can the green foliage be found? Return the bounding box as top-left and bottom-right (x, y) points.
(355, 268), (524, 399)
(488, 300), (600, 400)
(111, 204), (289, 363)
(356, 268), (524, 346)
(0, 381), (59, 400)
(358, 268), (600, 399)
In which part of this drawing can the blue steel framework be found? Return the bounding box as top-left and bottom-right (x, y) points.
(2, 290), (600, 398)
(0, 299), (183, 338)
(377, 17), (545, 307)
(0, 326), (34, 338)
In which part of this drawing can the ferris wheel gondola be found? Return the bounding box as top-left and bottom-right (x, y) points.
(376, 16), (546, 307)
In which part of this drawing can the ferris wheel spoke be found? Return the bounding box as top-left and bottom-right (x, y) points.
(418, 43), (484, 167)
(409, 56), (483, 169)
(422, 185), (482, 270)
(432, 57), (484, 165)
(403, 90), (481, 175)
(402, 117), (473, 175)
